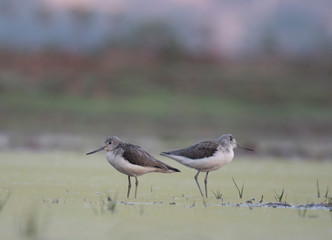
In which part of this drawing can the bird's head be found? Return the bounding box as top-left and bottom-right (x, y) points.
(86, 136), (122, 155)
(217, 134), (254, 151)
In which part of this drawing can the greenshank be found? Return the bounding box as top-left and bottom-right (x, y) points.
(87, 136), (180, 198)
(161, 134), (253, 198)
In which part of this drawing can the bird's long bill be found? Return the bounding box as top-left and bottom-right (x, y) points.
(86, 146), (104, 155)
(237, 144), (254, 151)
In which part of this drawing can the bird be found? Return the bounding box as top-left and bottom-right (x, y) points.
(86, 136), (180, 198)
(160, 134), (253, 198)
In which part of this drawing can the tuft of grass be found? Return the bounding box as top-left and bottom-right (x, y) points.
(20, 212), (39, 239)
(0, 190), (11, 211)
(92, 195), (117, 215)
(232, 177), (244, 199)
(211, 188), (223, 200)
(106, 195), (117, 213)
(317, 179), (329, 199)
(17, 205), (48, 240)
(274, 188), (285, 203)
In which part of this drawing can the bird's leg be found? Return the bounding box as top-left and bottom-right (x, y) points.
(134, 177), (139, 198)
(127, 176), (131, 198)
(194, 171), (204, 197)
(204, 171), (209, 198)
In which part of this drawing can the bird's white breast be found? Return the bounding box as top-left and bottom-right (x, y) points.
(106, 151), (156, 177)
(166, 148), (234, 172)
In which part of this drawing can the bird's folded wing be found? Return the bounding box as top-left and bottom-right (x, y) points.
(122, 144), (169, 169)
(165, 141), (219, 159)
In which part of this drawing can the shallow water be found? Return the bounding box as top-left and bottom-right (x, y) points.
(0, 152), (331, 240)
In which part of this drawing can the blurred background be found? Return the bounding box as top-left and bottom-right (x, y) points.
(0, 0), (331, 160)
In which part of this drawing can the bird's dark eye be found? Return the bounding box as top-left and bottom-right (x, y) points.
(109, 141), (112, 145)
(229, 136), (233, 141)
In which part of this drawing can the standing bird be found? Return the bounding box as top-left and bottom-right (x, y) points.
(160, 134), (253, 198)
(86, 136), (180, 198)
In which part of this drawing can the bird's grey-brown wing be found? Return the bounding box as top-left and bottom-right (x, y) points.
(162, 140), (219, 159)
(121, 143), (179, 171)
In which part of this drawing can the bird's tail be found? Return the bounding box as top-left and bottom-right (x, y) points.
(160, 152), (170, 157)
(167, 165), (180, 173)
(156, 160), (180, 173)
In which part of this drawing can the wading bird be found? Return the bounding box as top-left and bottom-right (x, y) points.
(86, 136), (180, 198)
(161, 134), (253, 198)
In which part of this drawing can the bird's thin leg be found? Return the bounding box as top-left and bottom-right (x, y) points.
(134, 177), (139, 198)
(127, 176), (131, 198)
(204, 171), (209, 198)
(194, 171), (204, 197)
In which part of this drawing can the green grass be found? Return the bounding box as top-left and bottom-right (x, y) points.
(211, 188), (223, 200)
(232, 177), (245, 199)
(2, 91), (332, 118)
(0, 151), (332, 240)
(1, 58), (332, 143)
(274, 187), (285, 203)
(317, 179), (330, 199)
(1, 91), (332, 140)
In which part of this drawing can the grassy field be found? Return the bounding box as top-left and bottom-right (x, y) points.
(1, 61), (332, 139)
(1, 90), (332, 159)
(0, 151), (331, 240)
(1, 59), (332, 159)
